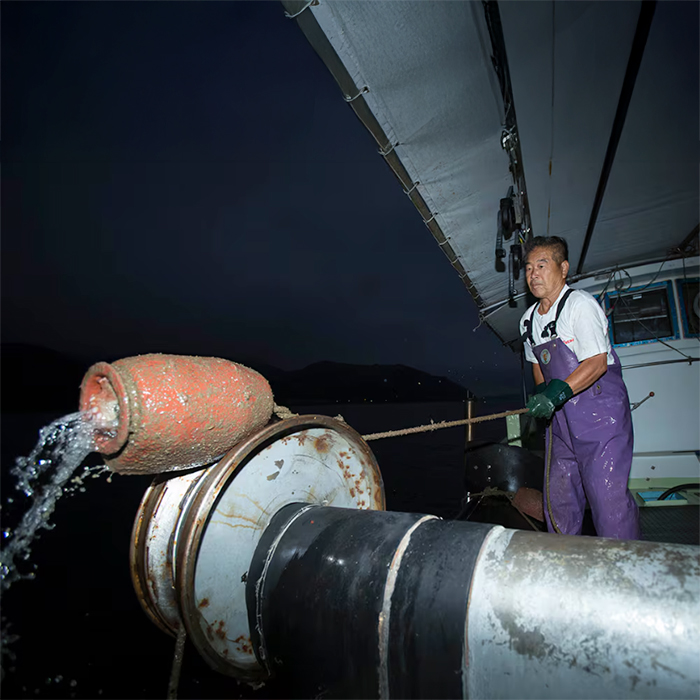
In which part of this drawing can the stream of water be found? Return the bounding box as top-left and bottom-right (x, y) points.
(0, 413), (102, 592)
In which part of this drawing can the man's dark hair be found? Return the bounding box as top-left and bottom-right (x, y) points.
(525, 236), (569, 264)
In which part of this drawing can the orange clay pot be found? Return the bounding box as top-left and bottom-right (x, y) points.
(79, 354), (274, 475)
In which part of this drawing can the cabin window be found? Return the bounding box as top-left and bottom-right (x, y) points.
(676, 278), (699, 338)
(605, 282), (679, 346)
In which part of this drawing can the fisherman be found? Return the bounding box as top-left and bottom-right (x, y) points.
(520, 236), (640, 539)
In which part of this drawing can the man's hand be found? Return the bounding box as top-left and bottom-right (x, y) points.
(526, 379), (573, 419)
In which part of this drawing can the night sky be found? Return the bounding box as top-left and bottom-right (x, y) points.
(3, 0), (523, 400)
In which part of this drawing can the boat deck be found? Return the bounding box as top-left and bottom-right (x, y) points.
(640, 505), (700, 546)
(462, 497), (699, 546)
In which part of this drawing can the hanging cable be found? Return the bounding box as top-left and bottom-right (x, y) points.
(605, 268), (633, 317)
(631, 255), (672, 293)
(544, 424), (563, 535)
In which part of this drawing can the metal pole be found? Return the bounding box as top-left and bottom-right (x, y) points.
(248, 503), (700, 699)
(464, 393), (475, 446)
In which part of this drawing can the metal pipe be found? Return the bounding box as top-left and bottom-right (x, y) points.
(624, 357), (699, 370)
(248, 503), (700, 699)
(465, 396), (475, 443)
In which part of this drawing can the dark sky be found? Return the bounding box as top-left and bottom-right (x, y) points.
(3, 1), (523, 398)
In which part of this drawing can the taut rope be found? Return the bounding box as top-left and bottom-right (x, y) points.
(273, 403), (528, 443)
(360, 408), (528, 441)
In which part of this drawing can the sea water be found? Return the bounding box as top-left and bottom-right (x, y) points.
(0, 412), (105, 593)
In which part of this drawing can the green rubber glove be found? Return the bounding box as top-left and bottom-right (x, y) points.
(526, 379), (573, 419)
(534, 382), (547, 394)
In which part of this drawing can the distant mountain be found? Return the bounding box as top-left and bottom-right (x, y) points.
(246, 360), (471, 404)
(1, 345), (471, 413)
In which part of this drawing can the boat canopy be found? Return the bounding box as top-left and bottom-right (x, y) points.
(282, 0), (699, 346)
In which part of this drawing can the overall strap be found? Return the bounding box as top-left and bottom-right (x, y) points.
(542, 288), (575, 339)
(521, 303), (538, 346)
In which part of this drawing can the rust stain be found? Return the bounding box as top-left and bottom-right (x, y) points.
(215, 619), (226, 640)
(296, 432), (308, 446)
(234, 634), (253, 655)
(231, 492), (268, 514)
(212, 519), (258, 531)
(216, 507), (262, 525)
(350, 487), (356, 498)
(198, 598), (210, 608)
(314, 435), (331, 453)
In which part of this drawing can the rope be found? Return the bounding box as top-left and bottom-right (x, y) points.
(545, 423), (563, 535)
(273, 403), (298, 420)
(167, 625), (187, 699)
(456, 486), (541, 532)
(271, 403), (528, 443)
(361, 408), (528, 442)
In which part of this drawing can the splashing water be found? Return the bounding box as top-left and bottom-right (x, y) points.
(0, 412), (107, 593)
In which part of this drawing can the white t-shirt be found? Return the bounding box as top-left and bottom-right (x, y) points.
(519, 285), (614, 365)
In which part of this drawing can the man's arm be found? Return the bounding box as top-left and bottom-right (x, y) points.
(526, 353), (607, 418)
(532, 363), (545, 387)
(565, 353), (608, 395)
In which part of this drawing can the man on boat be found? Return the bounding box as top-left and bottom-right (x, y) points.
(520, 236), (640, 539)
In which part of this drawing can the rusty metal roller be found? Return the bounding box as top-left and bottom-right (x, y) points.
(79, 354), (274, 474)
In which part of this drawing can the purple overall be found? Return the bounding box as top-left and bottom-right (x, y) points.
(526, 292), (640, 539)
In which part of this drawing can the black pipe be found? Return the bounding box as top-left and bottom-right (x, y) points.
(658, 483), (700, 501)
(246, 503), (493, 699)
(576, 1), (657, 275)
(245, 504), (699, 699)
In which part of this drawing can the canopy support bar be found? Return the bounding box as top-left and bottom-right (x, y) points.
(576, 0), (657, 275)
(676, 223), (699, 254)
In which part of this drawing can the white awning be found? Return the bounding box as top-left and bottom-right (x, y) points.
(282, 0), (699, 345)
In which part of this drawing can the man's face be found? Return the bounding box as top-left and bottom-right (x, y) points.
(524, 247), (569, 299)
